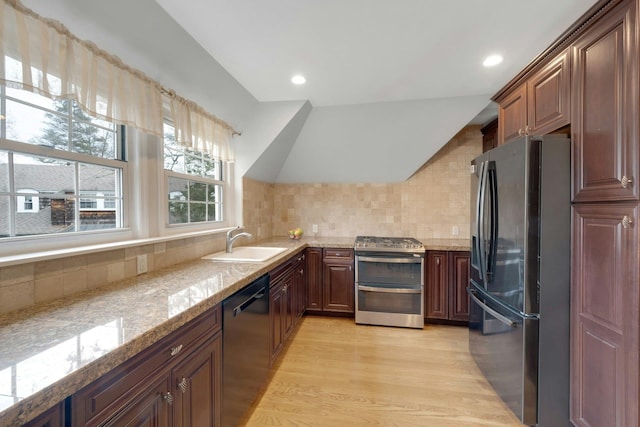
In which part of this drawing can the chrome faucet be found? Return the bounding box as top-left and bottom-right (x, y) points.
(226, 226), (254, 253)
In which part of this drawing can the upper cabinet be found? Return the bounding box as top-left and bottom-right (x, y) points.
(571, 0), (638, 202)
(497, 48), (571, 145)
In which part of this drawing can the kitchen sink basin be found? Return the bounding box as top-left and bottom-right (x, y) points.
(201, 246), (287, 262)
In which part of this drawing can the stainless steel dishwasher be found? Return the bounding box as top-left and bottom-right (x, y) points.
(222, 274), (270, 427)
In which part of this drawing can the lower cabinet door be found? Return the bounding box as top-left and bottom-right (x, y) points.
(172, 333), (221, 427)
(425, 251), (448, 319)
(322, 261), (354, 313)
(449, 252), (470, 322)
(22, 403), (64, 427)
(269, 283), (285, 365)
(102, 374), (172, 427)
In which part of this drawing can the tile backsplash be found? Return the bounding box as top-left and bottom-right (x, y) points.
(267, 125), (482, 240)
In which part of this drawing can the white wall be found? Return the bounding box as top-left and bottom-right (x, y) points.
(276, 95), (490, 183)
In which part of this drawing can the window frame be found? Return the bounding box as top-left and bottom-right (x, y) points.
(161, 120), (234, 231)
(0, 84), (129, 253)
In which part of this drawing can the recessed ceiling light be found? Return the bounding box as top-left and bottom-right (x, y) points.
(291, 75), (306, 85)
(483, 55), (503, 67)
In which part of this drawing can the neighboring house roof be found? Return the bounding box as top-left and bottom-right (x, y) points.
(0, 163), (114, 193)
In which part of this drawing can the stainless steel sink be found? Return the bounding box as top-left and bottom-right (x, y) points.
(201, 246), (287, 262)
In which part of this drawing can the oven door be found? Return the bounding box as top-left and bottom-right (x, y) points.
(356, 254), (423, 286)
(355, 253), (424, 328)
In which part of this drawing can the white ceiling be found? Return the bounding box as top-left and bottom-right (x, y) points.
(154, 0), (597, 107)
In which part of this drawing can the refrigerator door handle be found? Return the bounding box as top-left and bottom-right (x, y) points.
(486, 162), (498, 279)
(468, 287), (516, 328)
(477, 161), (488, 283)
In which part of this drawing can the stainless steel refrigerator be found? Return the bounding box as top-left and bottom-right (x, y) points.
(468, 135), (571, 426)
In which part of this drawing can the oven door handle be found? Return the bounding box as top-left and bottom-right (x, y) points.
(357, 256), (423, 264)
(358, 285), (422, 294)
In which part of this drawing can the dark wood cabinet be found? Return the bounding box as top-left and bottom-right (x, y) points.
(292, 252), (306, 319)
(481, 119), (498, 153)
(268, 251), (307, 366)
(306, 248), (323, 312)
(569, 2), (640, 426)
(425, 251), (448, 319)
(449, 252), (470, 321)
(322, 249), (354, 314)
(306, 248), (355, 315)
(22, 403), (64, 427)
(571, 0), (638, 203)
(425, 251), (470, 323)
(72, 306), (221, 427)
(498, 83), (527, 145)
(571, 203), (638, 427)
(172, 334), (221, 427)
(269, 282), (285, 366)
(497, 48), (570, 145)
(102, 374), (171, 427)
(527, 48), (571, 136)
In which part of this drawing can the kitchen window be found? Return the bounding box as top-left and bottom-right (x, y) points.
(163, 122), (225, 225)
(0, 85), (124, 239)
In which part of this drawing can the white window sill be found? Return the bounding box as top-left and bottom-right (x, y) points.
(0, 227), (237, 268)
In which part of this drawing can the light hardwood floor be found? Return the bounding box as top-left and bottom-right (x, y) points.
(245, 317), (525, 426)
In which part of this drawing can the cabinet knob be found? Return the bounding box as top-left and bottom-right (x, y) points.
(518, 128), (525, 136)
(622, 215), (634, 229)
(170, 344), (183, 356)
(524, 125), (531, 135)
(436, 258), (440, 265)
(299, 269), (304, 275)
(164, 392), (174, 405)
(178, 377), (188, 393)
(622, 175), (633, 189)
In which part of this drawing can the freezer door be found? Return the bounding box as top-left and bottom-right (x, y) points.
(468, 284), (539, 426)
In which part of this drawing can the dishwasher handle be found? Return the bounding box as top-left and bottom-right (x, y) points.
(233, 289), (266, 317)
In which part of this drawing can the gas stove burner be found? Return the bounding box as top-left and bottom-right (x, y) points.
(354, 235), (425, 254)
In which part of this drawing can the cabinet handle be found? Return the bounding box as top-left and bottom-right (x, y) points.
(622, 215), (634, 229)
(436, 258), (440, 265)
(349, 265), (352, 271)
(299, 269), (304, 275)
(518, 128), (525, 136)
(170, 344), (183, 356)
(178, 377), (188, 393)
(164, 392), (174, 405)
(524, 125), (531, 135)
(622, 175), (633, 189)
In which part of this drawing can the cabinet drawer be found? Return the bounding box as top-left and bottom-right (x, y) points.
(269, 258), (293, 287)
(73, 305), (220, 425)
(323, 248), (353, 259)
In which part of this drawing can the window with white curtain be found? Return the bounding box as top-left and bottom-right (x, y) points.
(164, 122), (225, 225)
(0, 85), (124, 238)
(0, 0), (237, 250)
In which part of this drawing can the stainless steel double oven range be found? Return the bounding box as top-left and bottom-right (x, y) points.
(354, 236), (425, 329)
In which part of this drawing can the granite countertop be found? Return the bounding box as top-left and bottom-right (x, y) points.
(0, 236), (353, 426)
(0, 235), (466, 425)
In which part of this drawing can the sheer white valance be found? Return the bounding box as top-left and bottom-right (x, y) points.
(168, 93), (235, 162)
(0, 0), (236, 160)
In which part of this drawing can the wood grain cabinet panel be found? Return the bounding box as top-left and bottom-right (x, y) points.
(498, 84), (527, 145)
(571, 203), (638, 427)
(172, 334), (221, 427)
(323, 261), (354, 313)
(306, 248), (354, 315)
(449, 252), (470, 322)
(497, 48), (570, 146)
(425, 251), (470, 323)
(527, 48), (570, 135)
(22, 403), (64, 427)
(425, 251), (448, 319)
(571, 0), (638, 202)
(72, 306), (221, 427)
(305, 248), (323, 312)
